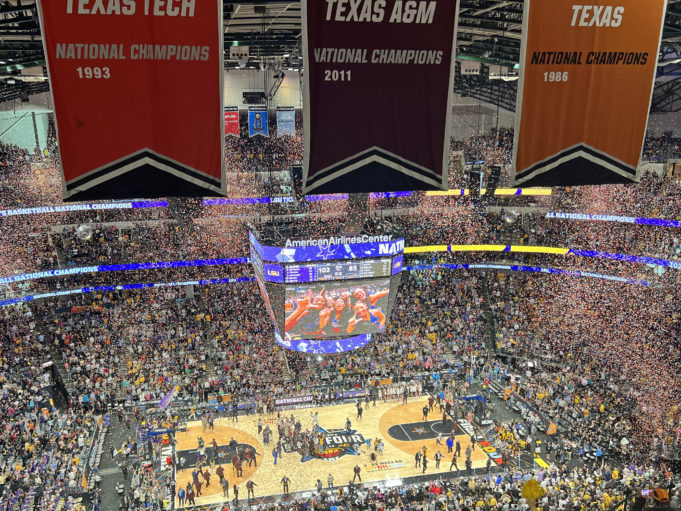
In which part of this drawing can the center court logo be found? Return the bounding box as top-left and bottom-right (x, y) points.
(283, 427), (366, 462)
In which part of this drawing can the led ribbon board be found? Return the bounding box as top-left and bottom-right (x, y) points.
(0, 201), (168, 217)
(1, 244), (677, 288)
(546, 212), (681, 228)
(0, 262), (650, 309)
(0, 189), (557, 217)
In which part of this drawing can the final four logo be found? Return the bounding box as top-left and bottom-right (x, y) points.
(283, 427), (366, 462)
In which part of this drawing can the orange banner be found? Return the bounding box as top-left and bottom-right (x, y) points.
(513, 0), (667, 186)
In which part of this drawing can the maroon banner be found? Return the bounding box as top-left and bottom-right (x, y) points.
(224, 106), (240, 136)
(37, 0), (225, 200)
(302, 0), (458, 194)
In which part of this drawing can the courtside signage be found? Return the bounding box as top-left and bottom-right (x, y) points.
(37, 0), (225, 200)
(512, 0), (667, 186)
(302, 0), (458, 193)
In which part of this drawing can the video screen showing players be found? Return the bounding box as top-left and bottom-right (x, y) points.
(284, 278), (391, 340)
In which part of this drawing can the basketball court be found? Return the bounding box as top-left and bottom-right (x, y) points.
(174, 398), (496, 508)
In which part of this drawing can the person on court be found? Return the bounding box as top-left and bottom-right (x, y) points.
(450, 453), (459, 473)
(247, 447), (258, 467)
(281, 475), (291, 495)
(246, 480), (257, 502)
(435, 451), (442, 469)
(352, 464), (362, 482)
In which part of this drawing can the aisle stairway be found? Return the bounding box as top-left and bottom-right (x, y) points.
(280, 348), (293, 382)
(50, 233), (68, 269)
(168, 197), (200, 230)
(344, 193), (369, 233)
(193, 287), (218, 379)
(48, 343), (75, 398)
(30, 312), (75, 406)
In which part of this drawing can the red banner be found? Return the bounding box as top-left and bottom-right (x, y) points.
(224, 106), (240, 136)
(37, 0), (225, 200)
(302, 0), (458, 194)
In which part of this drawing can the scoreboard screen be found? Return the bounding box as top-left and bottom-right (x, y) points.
(249, 228), (404, 351)
(284, 278), (391, 340)
(284, 258), (393, 283)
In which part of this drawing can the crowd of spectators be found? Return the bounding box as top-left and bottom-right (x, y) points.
(0, 302), (97, 511)
(488, 272), (681, 457)
(0, 129), (680, 509)
(243, 467), (680, 511)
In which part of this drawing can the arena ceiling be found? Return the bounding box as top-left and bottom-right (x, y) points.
(1, 0), (681, 111)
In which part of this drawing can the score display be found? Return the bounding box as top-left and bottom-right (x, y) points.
(285, 258), (393, 283)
